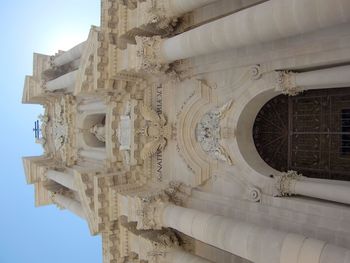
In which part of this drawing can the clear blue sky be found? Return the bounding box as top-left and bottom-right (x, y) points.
(0, 1), (102, 262)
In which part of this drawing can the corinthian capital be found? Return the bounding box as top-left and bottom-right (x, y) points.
(274, 170), (303, 197)
(115, 182), (191, 230)
(140, 0), (178, 30)
(275, 71), (303, 96)
(135, 36), (168, 73)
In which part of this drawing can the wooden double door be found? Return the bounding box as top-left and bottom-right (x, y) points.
(253, 88), (350, 181)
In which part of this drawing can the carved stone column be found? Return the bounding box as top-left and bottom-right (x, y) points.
(79, 148), (107, 161)
(275, 65), (350, 95)
(46, 70), (78, 92)
(52, 41), (86, 67)
(47, 169), (77, 191)
(51, 193), (85, 219)
(77, 101), (107, 112)
(158, 0), (350, 62)
(274, 170), (350, 205)
(114, 183), (350, 262)
(161, 205), (350, 263)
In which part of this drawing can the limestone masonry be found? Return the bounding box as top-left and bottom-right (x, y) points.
(22, 0), (350, 262)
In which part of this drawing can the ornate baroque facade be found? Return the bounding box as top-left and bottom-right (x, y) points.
(23, 0), (350, 262)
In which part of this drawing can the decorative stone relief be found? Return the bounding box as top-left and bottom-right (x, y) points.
(90, 124), (106, 142)
(247, 186), (261, 202)
(53, 100), (68, 151)
(196, 100), (234, 165)
(121, 182), (190, 230)
(138, 104), (172, 160)
(135, 36), (167, 73)
(36, 112), (50, 148)
(249, 64), (262, 80)
(275, 71), (303, 96)
(274, 170), (303, 197)
(140, 0), (178, 31)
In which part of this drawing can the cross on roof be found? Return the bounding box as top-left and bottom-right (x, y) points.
(33, 120), (40, 139)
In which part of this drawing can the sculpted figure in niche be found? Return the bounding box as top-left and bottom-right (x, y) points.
(90, 124), (106, 142)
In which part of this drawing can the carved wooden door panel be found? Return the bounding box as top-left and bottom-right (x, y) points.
(254, 88), (350, 181)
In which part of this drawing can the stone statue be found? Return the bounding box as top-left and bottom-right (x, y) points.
(90, 124), (106, 143)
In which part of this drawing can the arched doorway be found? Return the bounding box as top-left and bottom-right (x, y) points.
(253, 88), (350, 181)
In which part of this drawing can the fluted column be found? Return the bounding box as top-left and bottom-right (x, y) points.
(157, 0), (350, 62)
(52, 194), (85, 219)
(47, 169), (77, 191)
(46, 70), (78, 92)
(161, 205), (350, 263)
(77, 101), (107, 112)
(79, 148), (107, 161)
(275, 171), (350, 205)
(53, 41), (86, 66)
(275, 65), (350, 95)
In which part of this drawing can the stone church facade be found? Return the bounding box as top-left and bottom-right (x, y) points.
(22, 0), (350, 262)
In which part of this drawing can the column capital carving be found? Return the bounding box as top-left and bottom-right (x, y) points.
(135, 36), (168, 73)
(140, 0), (178, 31)
(116, 182), (191, 230)
(274, 170), (303, 197)
(275, 71), (303, 96)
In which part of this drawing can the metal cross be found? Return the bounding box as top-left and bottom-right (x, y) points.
(33, 120), (40, 139)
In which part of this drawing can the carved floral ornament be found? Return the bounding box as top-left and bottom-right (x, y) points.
(274, 170), (303, 197)
(275, 71), (304, 96)
(135, 36), (167, 73)
(195, 100), (234, 165)
(144, 0), (179, 30)
(122, 182), (190, 230)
